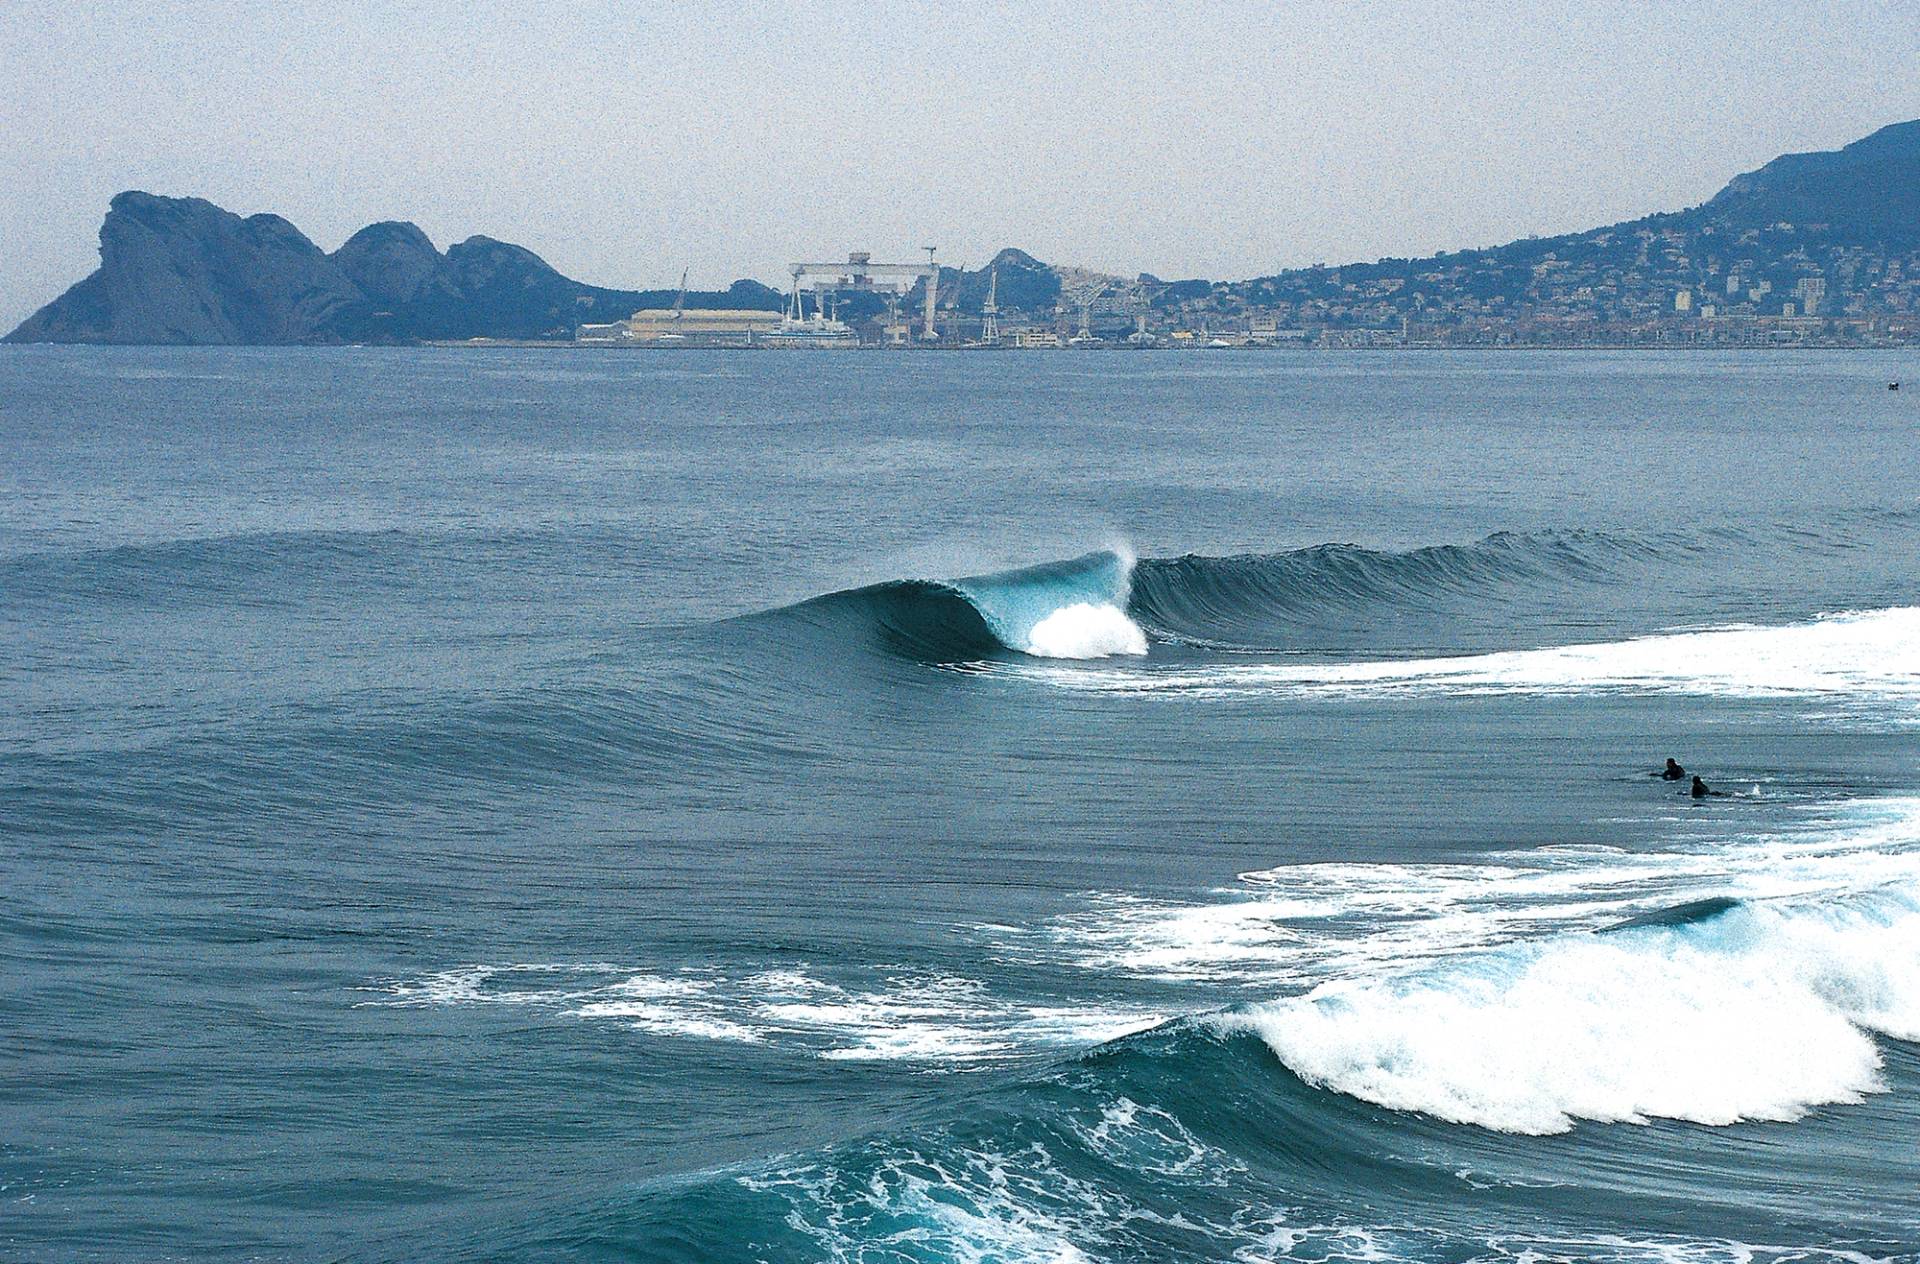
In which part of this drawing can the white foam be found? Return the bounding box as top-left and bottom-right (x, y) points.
(1013, 606), (1920, 712)
(1032, 798), (1920, 986)
(1227, 888), (1920, 1133)
(1005, 796), (1920, 1132)
(571, 999), (765, 1044)
(1075, 1095), (1231, 1183)
(361, 961), (1163, 1065)
(1022, 601), (1149, 659)
(743, 1142), (1101, 1264)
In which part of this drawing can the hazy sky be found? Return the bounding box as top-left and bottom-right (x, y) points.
(4, 1), (1918, 329)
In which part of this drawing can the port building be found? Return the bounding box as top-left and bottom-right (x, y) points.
(577, 308), (785, 346)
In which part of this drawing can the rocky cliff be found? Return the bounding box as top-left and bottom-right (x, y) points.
(6, 193), (779, 345)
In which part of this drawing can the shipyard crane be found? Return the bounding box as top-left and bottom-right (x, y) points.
(1124, 280), (1164, 343)
(1059, 278), (1109, 343)
(921, 247), (940, 339)
(788, 251), (940, 342)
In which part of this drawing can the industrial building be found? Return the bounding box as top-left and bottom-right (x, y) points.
(578, 308), (784, 347)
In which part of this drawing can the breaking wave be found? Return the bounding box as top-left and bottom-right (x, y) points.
(747, 531), (1621, 665)
(744, 522), (1915, 669)
(1228, 883), (1920, 1134)
(391, 789), (1920, 1259)
(761, 549), (1147, 661)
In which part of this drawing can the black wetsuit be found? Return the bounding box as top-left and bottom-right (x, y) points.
(1661, 759), (1685, 780)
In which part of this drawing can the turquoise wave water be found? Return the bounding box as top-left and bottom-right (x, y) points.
(6, 346), (1920, 1262)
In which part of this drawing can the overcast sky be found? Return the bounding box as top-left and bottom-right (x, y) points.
(3, 1), (1918, 329)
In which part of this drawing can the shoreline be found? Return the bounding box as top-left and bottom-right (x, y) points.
(4, 340), (1913, 353)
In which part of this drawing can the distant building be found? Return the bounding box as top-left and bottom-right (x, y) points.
(576, 308), (784, 347)
(624, 309), (784, 345)
(1794, 275), (1826, 315)
(1674, 290), (1692, 312)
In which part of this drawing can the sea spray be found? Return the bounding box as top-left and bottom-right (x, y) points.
(1024, 601), (1149, 658)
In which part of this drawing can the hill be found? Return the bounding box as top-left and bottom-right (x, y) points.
(5, 193), (779, 345)
(1197, 119), (1920, 342)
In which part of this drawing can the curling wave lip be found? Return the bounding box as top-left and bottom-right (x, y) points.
(761, 548), (1149, 661)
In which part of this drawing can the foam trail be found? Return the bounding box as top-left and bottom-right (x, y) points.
(1027, 794), (1920, 985)
(361, 962), (1165, 1063)
(1038, 802), (1920, 986)
(1014, 606), (1920, 705)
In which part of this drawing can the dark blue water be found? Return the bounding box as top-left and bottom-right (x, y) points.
(4, 347), (1919, 1262)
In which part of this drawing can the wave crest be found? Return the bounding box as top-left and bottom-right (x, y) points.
(767, 550), (1147, 661)
(1129, 530), (1647, 648)
(749, 529), (1712, 665)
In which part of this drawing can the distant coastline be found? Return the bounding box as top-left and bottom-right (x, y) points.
(400, 338), (1911, 353)
(10, 119), (1920, 349)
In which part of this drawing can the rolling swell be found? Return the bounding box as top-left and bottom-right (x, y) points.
(751, 513), (1920, 668)
(442, 800), (1920, 1260)
(747, 529), (1679, 664)
(444, 1012), (1920, 1262)
(1127, 529), (1657, 650)
(430, 1023), (1471, 1263)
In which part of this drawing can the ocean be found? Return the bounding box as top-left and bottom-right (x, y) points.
(3, 346), (1918, 1262)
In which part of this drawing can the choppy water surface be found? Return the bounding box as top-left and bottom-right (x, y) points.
(3, 347), (1918, 1262)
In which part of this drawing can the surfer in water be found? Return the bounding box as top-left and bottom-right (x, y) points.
(1691, 775), (1727, 799)
(1659, 757), (1686, 780)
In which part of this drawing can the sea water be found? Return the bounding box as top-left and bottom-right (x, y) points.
(3, 346), (1918, 1261)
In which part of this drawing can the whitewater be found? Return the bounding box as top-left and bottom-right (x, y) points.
(1014, 604), (1920, 709)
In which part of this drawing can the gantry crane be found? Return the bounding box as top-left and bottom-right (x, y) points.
(788, 251), (941, 342)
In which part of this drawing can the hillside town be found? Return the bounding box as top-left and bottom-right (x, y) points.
(578, 224), (1920, 351)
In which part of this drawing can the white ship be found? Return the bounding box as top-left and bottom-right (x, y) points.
(760, 313), (858, 349)
(762, 285), (859, 349)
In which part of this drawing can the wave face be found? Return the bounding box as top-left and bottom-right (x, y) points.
(1126, 530), (1657, 650)
(749, 521), (1918, 670)
(766, 549), (1147, 661)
